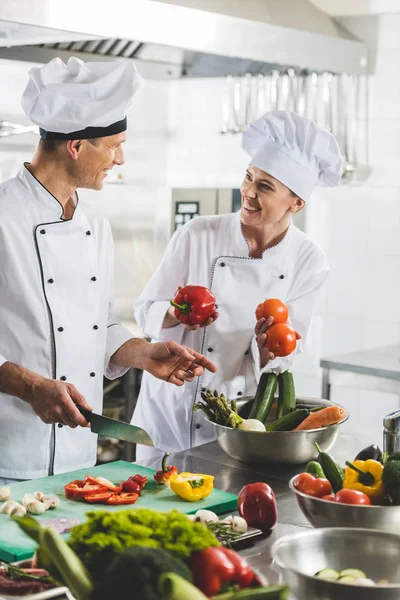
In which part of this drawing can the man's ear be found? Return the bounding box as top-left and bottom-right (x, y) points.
(289, 197), (305, 213)
(66, 139), (83, 160)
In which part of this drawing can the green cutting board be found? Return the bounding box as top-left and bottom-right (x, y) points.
(0, 460), (237, 562)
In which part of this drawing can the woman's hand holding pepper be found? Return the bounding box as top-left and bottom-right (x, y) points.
(255, 316), (275, 368)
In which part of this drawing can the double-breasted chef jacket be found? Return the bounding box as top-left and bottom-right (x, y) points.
(133, 211), (329, 455)
(0, 165), (133, 479)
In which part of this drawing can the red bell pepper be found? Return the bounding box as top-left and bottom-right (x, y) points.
(85, 475), (122, 493)
(105, 492), (139, 505)
(64, 480), (109, 499)
(221, 548), (254, 588)
(191, 547), (248, 596)
(154, 453), (178, 485)
(238, 482), (278, 532)
(83, 491), (113, 503)
(170, 285), (216, 326)
(333, 489), (371, 505)
(129, 474), (148, 490)
(294, 473), (332, 498)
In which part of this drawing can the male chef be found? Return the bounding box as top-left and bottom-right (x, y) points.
(0, 57), (216, 484)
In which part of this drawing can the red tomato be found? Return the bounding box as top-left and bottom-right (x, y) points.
(294, 473), (332, 498)
(105, 492), (139, 505)
(321, 494), (335, 501)
(255, 299), (289, 323)
(64, 480), (109, 499)
(83, 491), (113, 503)
(334, 489), (371, 505)
(264, 323), (298, 357)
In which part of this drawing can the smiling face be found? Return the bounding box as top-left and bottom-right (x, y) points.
(240, 165), (305, 227)
(67, 132), (126, 190)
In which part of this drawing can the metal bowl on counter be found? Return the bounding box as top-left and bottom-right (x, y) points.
(271, 527), (400, 600)
(206, 396), (349, 465)
(289, 475), (400, 534)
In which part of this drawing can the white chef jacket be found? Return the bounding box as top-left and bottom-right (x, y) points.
(132, 211), (329, 454)
(0, 165), (133, 479)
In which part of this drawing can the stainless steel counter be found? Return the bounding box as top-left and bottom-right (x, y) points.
(138, 428), (381, 586)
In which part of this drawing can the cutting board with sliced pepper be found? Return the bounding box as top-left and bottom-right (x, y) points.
(0, 460), (237, 563)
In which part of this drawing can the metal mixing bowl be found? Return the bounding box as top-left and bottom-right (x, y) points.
(289, 475), (400, 533)
(272, 527), (400, 600)
(206, 397), (349, 465)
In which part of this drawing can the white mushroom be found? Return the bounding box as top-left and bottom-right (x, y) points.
(26, 500), (46, 515)
(34, 491), (45, 502)
(22, 493), (37, 508)
(10, 504), (27, 518)
(186, 514), (196, 521)
(194, 510), (219, 524)
(231, 516), (248, 533)
(41, 494), (60, 510)
(0, 487), (11, 502)
(0, 500), (21, 515)
(220, 515), (234, 526)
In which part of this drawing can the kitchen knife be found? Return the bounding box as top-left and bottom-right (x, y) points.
(77, 406), (154, 447)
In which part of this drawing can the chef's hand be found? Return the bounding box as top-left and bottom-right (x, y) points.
(27, 377), (93, 428)
(142, 340), (217, 386)
(255, 317), (275, 369)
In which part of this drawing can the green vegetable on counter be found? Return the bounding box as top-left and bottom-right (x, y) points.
(96, 547), (192, 600)
(68, 508), (219, 581)
(215, 585), (289, 599)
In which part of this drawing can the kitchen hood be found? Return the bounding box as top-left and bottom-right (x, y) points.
(0, 0), (367, 78)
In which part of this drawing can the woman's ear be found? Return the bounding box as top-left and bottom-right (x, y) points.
(289, 197), (305, 213)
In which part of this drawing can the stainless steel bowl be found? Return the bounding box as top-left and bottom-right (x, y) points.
(290, 475), (400, 533)
(207, 397), (349, 465)
(272, 527), (400, 599)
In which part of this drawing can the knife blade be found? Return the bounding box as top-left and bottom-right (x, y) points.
(77, 406), (154, 447)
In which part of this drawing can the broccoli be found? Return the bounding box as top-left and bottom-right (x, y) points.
(95, 547), (192, 600)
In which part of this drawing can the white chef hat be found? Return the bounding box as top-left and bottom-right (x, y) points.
(242, 111), (342, 200)
(22, 57), (143, 140)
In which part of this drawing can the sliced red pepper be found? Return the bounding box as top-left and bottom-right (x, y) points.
(65, 480), (109, 499)
(121, 479), (141, 494)
(105, 492), (139, 505)
(154, 453), (178, 485)
(129, 474), (148, 490)
(83, 491), (113, 503)
(85, 475), (122, 493)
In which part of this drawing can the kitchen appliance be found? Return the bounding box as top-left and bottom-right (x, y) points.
(0, 460), (237, 562)
(383, 409), (400, 455)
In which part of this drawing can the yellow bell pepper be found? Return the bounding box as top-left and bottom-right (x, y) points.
(169, 472), (214, 502)
(343, 459), (384, 502)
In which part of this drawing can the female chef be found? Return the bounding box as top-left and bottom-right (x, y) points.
(132, 110), (342, 463)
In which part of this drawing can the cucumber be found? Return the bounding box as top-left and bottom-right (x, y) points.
(265, 409), (308, 432)
(250, 373), (277, 423)
(338, 576), (356, 584)
(314, 442), (344, 493)
(277, 371), (296, 419)
(340, 569), (366, 579)
(316, 568), (339, 581)
(306, 461), (326, 478)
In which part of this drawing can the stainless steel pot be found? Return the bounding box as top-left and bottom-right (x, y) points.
(272, 527), (400, 599)
(207, 397), (348, 465)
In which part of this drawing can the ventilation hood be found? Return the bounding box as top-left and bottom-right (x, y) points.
(0, 0), (366, 78)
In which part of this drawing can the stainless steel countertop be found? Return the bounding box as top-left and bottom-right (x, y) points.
(320, 345), (400, 380)
(138, 428), (381, 586)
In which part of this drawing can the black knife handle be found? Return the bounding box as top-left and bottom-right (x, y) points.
(77, 406), (93, 423)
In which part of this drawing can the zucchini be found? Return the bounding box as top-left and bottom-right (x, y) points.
(306, 461), (326, 478)
(316, 568), (339, 581)
(277, 371), (296, 419)
(265, 409), (308, 432)
(249, 373), (277, 423)
(314, 442), (344, 493)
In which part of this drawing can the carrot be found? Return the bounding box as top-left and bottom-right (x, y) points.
(293, 405), (345, 431)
